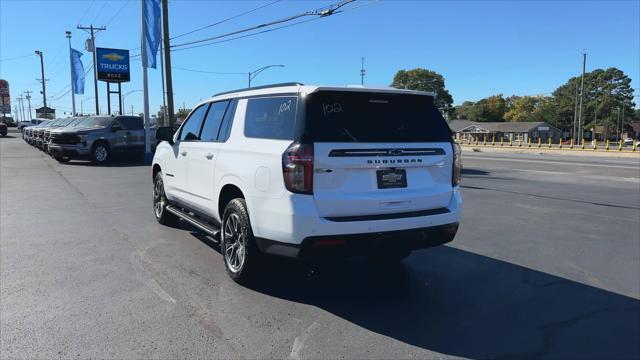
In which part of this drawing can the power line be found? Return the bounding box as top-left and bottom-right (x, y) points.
(171, 15), (325, 52)
(0, 54), (33, 62)
(104, 0), (131, 26)
(171, 66), (245, 75)
(170, 0), (355, 50)
(89, 0), (111, 24)
(48, 64), (94, 100)
(171, 0), (282, 40)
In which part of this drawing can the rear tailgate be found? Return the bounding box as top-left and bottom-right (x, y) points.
(313, 142), (453, 218)
(303, 90), (454, 219)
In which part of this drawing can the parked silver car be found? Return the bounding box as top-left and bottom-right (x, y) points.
(48, 115), (145, 163)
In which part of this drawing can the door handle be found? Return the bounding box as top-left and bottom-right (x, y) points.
(181, 151), (187, 156)
(205, 153), (214, 160)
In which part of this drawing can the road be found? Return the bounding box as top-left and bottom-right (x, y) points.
(2, 129), (639, 359)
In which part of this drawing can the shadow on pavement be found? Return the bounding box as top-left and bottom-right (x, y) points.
(63, 153), (149, 167)
(246, 246), (640, 359)
(461, 168), (490, 176)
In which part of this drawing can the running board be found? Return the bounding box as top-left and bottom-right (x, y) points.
(165, 205), (221, 240)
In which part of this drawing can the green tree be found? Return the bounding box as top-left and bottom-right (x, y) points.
(175, 108), (192, 120)
(390, 68), (454, 113)
(552, 67), (635, 135)
(456, 94), (508, 122)
(504, 95), (558, 124)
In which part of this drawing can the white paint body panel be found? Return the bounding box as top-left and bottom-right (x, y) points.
(152, 84), (461, 245)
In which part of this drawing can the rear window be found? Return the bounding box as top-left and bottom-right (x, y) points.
(244, 96), (297, 140)
(303, 91), (451, 143)
(118, 116), (143, 130)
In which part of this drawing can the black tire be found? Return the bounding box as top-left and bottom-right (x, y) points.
(91, 141), (111, 164)
(221, 198), (261, 284)
(153, 172), (179, 226)
(54, 155), (71, 163)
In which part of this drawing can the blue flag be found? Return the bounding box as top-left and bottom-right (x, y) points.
(70, 48), (85, 95)
(143, 0), (161, 69)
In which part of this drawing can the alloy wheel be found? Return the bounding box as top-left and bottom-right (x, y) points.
(223, 213), (246, 273)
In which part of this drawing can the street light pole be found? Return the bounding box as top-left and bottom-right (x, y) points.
(248, 65), (285, 87)
(34, 50), (47, 111)
(81, 97), (94, 115)
(66, 31), (76, 116)
(121, 90), (143, 112)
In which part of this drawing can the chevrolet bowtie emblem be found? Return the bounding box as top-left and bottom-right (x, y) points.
(101, 53), (124, 62)
(388, 149), (404, 156)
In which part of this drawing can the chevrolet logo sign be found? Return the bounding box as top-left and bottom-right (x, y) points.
(388, 149), (404, 156)
(101, 53), (125, 62)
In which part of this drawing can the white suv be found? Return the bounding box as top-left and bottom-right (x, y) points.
(152, 83), (462, 283)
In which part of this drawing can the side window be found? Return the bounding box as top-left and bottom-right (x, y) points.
(112, 119), (124, 130)
(119, 117), (143, 130)
(218, 99), (237, 142)
(178, 104), (209, 141)
(244, 97), (297, 140)
(200, 100), (230, 142)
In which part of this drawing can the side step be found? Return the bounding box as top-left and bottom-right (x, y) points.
(166, 205), (221, 240)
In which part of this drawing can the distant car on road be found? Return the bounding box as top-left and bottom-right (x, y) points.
(48, 115), (145, 163)
(0, 122), (7, 137)
(623, 138), (636, 147)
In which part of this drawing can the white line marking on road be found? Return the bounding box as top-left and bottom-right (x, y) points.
(289, 321), (321, 359)
(463, 155), (639, 169)
(145, 278), (177, 303)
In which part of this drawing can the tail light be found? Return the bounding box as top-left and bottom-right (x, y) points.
(283, 142), (314, 194)
(452, 142), (461, 186)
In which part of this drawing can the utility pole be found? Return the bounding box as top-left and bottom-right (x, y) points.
(572, 82), (578, 139)
(66, 31), (76, 116)
(162, 0), (175, 127)
(577, 52), (587, 141)
(24, 91), (32, 120)
(34, 50), (47, 111)
(360, 57), (365, 85)
(160, 42), (168, 126)
(616, 107), (620, 141)
(17, 96), (24, 121)
(621, 105), (625, 140)
(77, 24), (106, 115)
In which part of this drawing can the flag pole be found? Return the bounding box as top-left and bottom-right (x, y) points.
(66, 31), (76, 116)
(141, 0), (152, 163)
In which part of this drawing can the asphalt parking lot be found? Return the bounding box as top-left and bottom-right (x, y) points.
(1, 128), (639, 359)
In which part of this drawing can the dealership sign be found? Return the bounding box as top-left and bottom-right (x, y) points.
(96, 48), (130, 82)
(0, 79), (10, 114)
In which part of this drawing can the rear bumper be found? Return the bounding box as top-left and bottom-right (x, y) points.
(256, 222), (459, 259)
(248, 186), (462, 245)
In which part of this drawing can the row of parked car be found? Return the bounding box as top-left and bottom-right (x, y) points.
(22, 115), (149, 163)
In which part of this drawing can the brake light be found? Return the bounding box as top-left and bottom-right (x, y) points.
(452, 142), (461, 186)
(283, 142), (314, 194)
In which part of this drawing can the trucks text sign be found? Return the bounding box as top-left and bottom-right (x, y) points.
(96, 48), (130, 82)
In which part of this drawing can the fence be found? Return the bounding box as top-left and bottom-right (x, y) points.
(459, 137), (638, 152)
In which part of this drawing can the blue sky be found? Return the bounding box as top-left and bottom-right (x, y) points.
(1, 0), (639, 118)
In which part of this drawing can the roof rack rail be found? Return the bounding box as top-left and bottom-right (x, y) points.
(212, 82), (304, 98)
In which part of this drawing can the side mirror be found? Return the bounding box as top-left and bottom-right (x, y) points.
(111, 125), (123, 132)
(155, 126), (174, 145)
